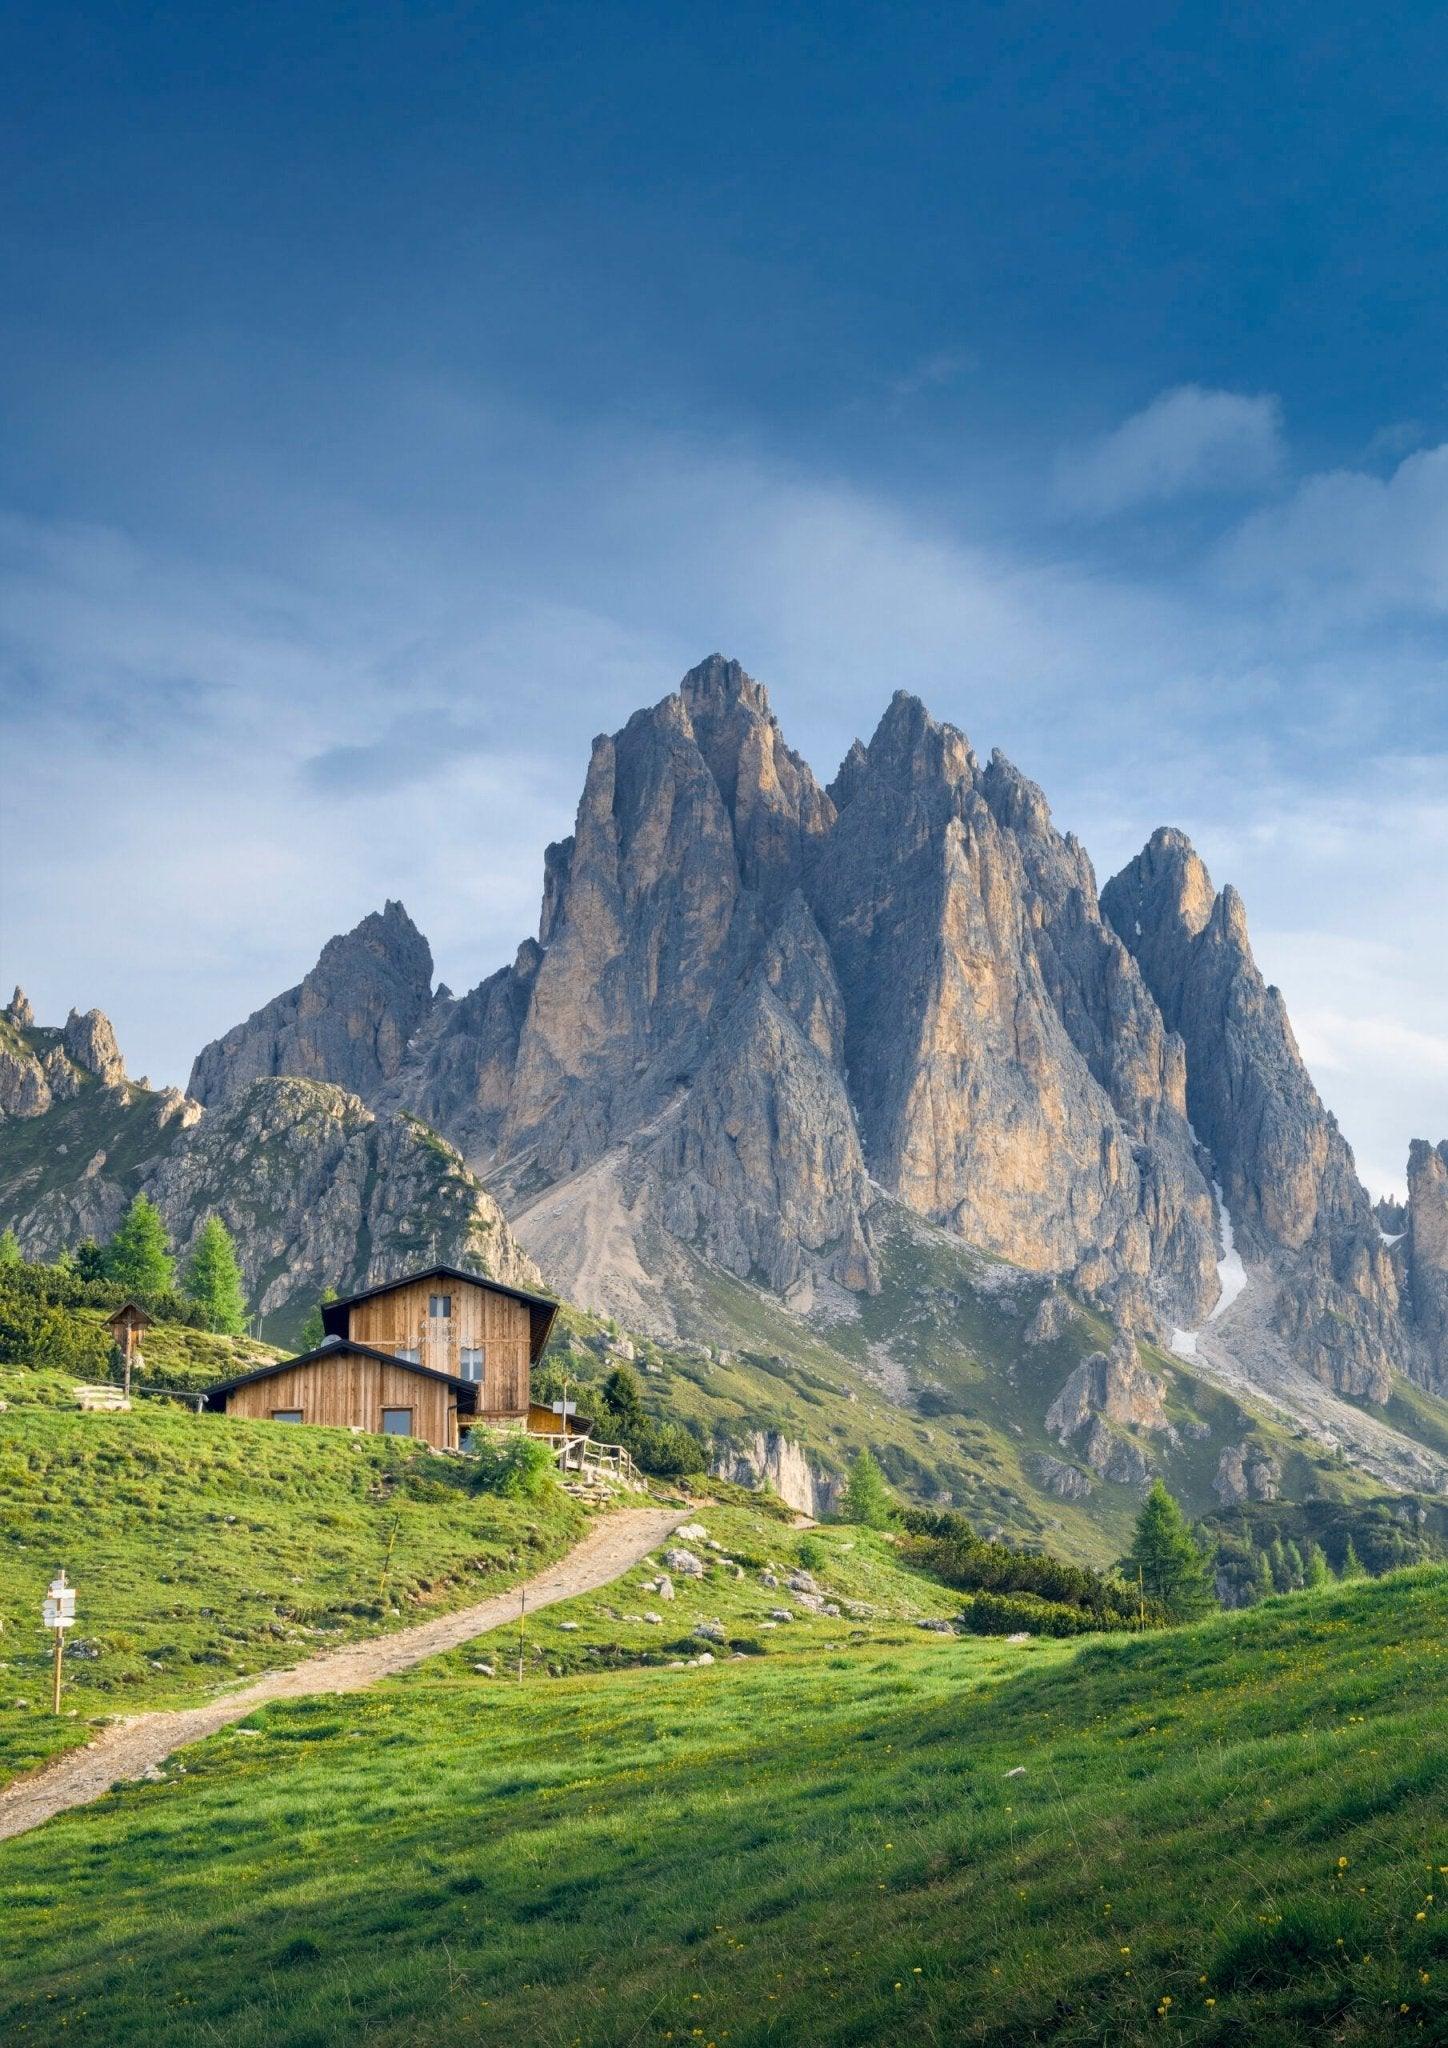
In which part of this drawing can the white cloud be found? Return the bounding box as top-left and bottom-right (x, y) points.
(1054, 384), (1285, 518)
(1220, 441), (1448, 621)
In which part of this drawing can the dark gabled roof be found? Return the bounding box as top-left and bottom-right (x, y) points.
(106, 1300), (155, 1328)
(201, 1336), (481, 1412)
(321, 1263), (559, 1362)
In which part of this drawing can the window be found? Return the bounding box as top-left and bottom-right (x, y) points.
(271, 1409), (303, 1424)
(395, 1347), (420, 1364)
(429, 1293), (452, 1319)
(381, 1408), (413, 1436)
(459, 1346), (485, 1382)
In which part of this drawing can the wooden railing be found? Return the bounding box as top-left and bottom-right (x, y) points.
(533, 1432), (643, 1490)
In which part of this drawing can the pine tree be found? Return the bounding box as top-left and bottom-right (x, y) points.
(1254, 1550), (1275, 1601)
(0, 1227), (20, 1267)
(602, 1365), (645, 1427)
(1284, 1539), (1306, 1590)
(184, 1215), (247, 1335)
(1305, 1542), (1333, 1589)
(1118, 1481), (1215, 1619)
(103, 1194), (175, 1299)
(1269, 1537), (1293, 1593)
(840, 1447), (897, 1530)
(1339, 1536), (1367, 1580)
(298, 1285), (339, 1352)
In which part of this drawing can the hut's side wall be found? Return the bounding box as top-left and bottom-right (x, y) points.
(222, 1352), (455, 1447)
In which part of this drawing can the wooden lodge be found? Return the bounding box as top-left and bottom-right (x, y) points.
(201, 1265), (562, 1453)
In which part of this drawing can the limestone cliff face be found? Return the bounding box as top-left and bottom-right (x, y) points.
(1102, 828), (1402, 1399)
(496, 656), (835, 1183)
(710, 1428), (841, 1516)
(809, 695), (1214, 1324)
(1406, 1139), (1448, 1387)
(651, 895), (878, 1296)
(189, 901), (435, 1108)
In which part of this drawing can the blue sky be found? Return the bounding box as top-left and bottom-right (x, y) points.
(2, 1), (1445, 1194)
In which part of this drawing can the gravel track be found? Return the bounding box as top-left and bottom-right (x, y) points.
(0, 1506), (685, 1844)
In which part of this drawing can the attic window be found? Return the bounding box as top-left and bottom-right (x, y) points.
(459, 1347), (485, 1382)
(429, 1293), (452, 1319)
(396, 1347), (420, 1364)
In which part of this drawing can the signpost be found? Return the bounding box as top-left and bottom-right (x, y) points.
(42, 1570), (76, 1714)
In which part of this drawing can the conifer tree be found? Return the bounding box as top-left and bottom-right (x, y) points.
(1118, 1481), (1214, 1619)
(1305, 1542), (1333, 1589)
(185, 1215), (248, 1335)
(1284, 1539), (1306, 1590)
(840, 1446), (897, 1530)
(1255, 1550), (1275, 1601)
(1339, 1536), (1367, 1580)
(103, 1194), (175, 1298)
(0, 1227), (20, 1267)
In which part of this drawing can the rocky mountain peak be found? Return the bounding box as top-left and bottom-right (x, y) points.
(189, 901), (435, 1108)
(864, 690), (977, 793)
(63, 1007), (126, 1085)
(827, 739), (869, 812)
(5, 987), (34, 1030)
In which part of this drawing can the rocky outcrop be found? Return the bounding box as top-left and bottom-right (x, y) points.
(1045, 1336), (1172, 1488)
(1406, 1139), (1448, 1387)
(1, 996), (99, 1120)
(710, 1428), (841, 1516)
(1213, 1441), (1282, 1505)
(63, 1008), (126, 1085)
(1103, 827), (1402, 1399)
(189, 901), (435, 1108)
(0, 1035), (51, 1119)
(1045, 1338), (1172, 1438)
(145, 1078), (540, 1326)
(1031, 1451), (1094, 1500)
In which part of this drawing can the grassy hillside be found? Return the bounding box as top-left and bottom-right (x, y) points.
(1, 1568), (1441, 2045)
(0, 1399), (585, 1785)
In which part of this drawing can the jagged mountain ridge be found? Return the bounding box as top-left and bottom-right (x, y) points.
(0, 992), (540, 1330)
(181, 655), (1443, 1415)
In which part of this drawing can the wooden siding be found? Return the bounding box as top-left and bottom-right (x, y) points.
(345, 1277), (532, 1419)
(221, 1351), (458, 1449)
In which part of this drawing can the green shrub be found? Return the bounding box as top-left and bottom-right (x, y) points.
(467, 1431), (558, 1500)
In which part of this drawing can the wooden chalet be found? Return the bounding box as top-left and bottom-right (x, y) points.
(202, 1265), (562, 1452)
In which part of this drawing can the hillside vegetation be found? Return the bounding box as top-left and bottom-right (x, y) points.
(0, 1568), (1442, 2045)
(0, 1399), (584, 1785)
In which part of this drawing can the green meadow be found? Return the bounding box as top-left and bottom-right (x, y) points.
(1, 1567), (1442, 2046)
(0, 1399), (584, 1784)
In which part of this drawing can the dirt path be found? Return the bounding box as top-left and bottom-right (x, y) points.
(0, 1506), (685, 1845)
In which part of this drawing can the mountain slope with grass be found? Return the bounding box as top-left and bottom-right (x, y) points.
(1, 1565), (1442, 2046)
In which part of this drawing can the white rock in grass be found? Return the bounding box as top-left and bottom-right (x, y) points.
(1004, 1766), (1026, 1778)
(656, 1575), (675, 1601)
(558, 1621), (580, 1631)
(473, 1662), (495, 1675)
(662, 1548), (706, 1577)
(694, 1652), (715, 1665)
(676, 1523), (709, 1540)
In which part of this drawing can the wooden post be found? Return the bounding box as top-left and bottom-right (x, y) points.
(52, 1629), (64, 1715)
(517, 1583), (526, 1684)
